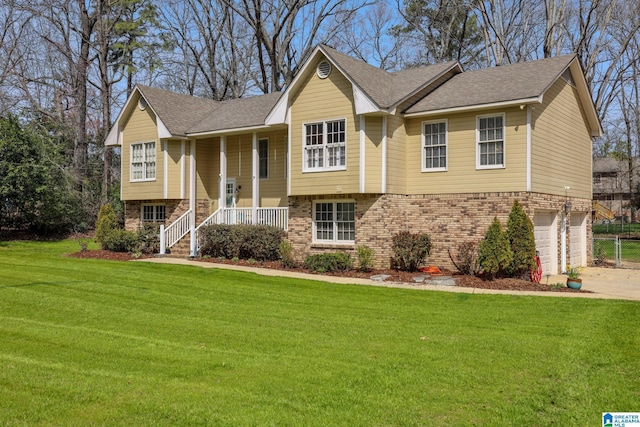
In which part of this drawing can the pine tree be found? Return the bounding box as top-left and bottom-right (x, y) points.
(506, 200), (537, 278)
(479, 217), (513, 280)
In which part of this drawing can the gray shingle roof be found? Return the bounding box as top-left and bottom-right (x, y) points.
(136, 85), (282, 136)
(321, 45), (459, 109)
(404, 55), (576, 114)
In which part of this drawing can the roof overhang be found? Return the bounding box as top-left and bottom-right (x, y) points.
(568, 59), (603, 137)
(403, 96), (542, 118)
(187, 124), (278, 138)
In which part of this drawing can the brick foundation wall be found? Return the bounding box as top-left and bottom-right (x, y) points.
(288, 192), (592, 271)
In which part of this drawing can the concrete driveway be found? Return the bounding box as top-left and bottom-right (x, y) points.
(544, 267), (640, 301)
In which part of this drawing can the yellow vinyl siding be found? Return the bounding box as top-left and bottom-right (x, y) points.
(121, 104), (163, 201)
(364, 117), (383, 193)
(531, 78), (592, 199)
(405, 108), (527, 194)
(258, 129), (288, 207)
(166, 140), (184, 199)
(290, 55), (359, 196)
(385, 113), (407, 194)
(195, 138), (218, 202)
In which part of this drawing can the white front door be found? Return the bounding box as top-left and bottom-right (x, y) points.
(226, 178), (236, 207)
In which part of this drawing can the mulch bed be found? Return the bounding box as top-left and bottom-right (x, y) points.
(67, 250), (591, 293)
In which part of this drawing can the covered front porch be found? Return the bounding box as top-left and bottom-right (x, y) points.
(159, 128), (289, 256)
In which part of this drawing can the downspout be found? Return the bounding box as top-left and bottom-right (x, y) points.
(252, 132), (259, 224)
(526, 106), (532, 192)
(359, 116), (365, 193)
(190, 139), (197, 257)
(382, 116), (387, 193)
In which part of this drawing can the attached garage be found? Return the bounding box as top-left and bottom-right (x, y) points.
(570, 212), (587, 267)
(534, 210), (559, 275)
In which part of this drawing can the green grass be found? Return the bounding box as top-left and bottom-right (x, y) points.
(594, 238), (640, 262)
(1, 240), (639, 426)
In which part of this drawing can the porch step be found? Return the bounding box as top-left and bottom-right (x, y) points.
(166, 237), (191, 256)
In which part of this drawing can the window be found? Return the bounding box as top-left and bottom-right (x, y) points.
(422, 120), (447, 171)
(142, 204), (165, 222)
(477, 114), (505, 168)
(593, 174), (601, 185)
(259, 138), (269, 179)
(131, 141), (156, 181)
(304, 119), (346, 171)
(313, 201), (355, 243)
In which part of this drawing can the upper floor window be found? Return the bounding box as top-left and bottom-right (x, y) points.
(313, 200), (355, 243)
(142, 204), (165, 222)
(477, 114), (505, 169)
(304, 119), (346, 172)
(131, 141), (156, 181)
(422, 120), (447, 171)
(259, 138), (269, 179)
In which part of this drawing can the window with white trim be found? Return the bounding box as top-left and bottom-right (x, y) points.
(131, 141), (156, 181)
(142, 204), (165, 222)
(313, 201), (355, 243)
(304, 119), (346, 171)
(259, 138), (269, 179)
(477, 114), (505, 168)
(422, 120), (447, 171)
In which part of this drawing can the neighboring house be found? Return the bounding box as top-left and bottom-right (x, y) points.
(106, 45), (601, 275)
(593, 157), (639, 222)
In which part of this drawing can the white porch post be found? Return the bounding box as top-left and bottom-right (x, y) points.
(189, 139), (197, 256)
(219, 136), (227, 210)
(252, 132), (259, 224)
(359, 116), (365, 193)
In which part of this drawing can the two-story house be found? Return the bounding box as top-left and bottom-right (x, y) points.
(106, 45), (601, 275)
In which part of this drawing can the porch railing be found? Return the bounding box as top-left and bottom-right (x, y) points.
(159, 209), (192, 255)
(194, 207), (288, 252)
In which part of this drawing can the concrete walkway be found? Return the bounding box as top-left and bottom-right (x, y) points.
(137, 257), (640, 301)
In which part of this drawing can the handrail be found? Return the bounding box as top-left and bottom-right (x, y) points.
(159, 209), (192, 254)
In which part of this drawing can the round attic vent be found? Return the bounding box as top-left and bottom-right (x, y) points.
(138, 97), (148, 110)
(317, 61), (331, 79)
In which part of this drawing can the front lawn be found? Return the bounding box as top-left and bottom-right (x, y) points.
(0, 240), (638, 426)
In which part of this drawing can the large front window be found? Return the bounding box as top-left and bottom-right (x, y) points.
(423, 120), (447, 171)
(313, 201), (355, 243)
(477, 114), (505, 168)
(131, 141), (156, 181)
(304, 119), (346, 171)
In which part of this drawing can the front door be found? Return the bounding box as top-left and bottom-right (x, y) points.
(226, 178), (236, 207)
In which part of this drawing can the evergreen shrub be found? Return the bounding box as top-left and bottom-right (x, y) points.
(391, 231), (431, 271)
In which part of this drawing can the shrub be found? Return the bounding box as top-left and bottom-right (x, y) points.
(138, 223), (161, 254)
(199, 224), (284, 261)
(391, 231), (431, 271)
(356, 245), (375, 272)
(304, 252), (353, 273)
(239, 225), (285, 261)
(96, 204), (118, 249)
(479, 217), (513, 280)
(448, 241), (480, 276)
(102, 229), (140, 253)
(278, 240), (297, 268)
(506, 200), (536, 278)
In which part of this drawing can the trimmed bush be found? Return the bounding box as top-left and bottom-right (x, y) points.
(138, 223), (161, 254)
(479, 217), (513, 280)
(448, 241), (480, 276)
(506, 200), (537, 278)
(102, 229), (140, 253)
(391, 231), (431, 271)
(96, 204), (118, 249)
(304, 252), (353, 273)
(356, 245), (375, 272)
(199, 224), (284, 261)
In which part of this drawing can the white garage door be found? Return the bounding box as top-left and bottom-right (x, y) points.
(534, 211), (558, 275)
(570, 213), (587, 267)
